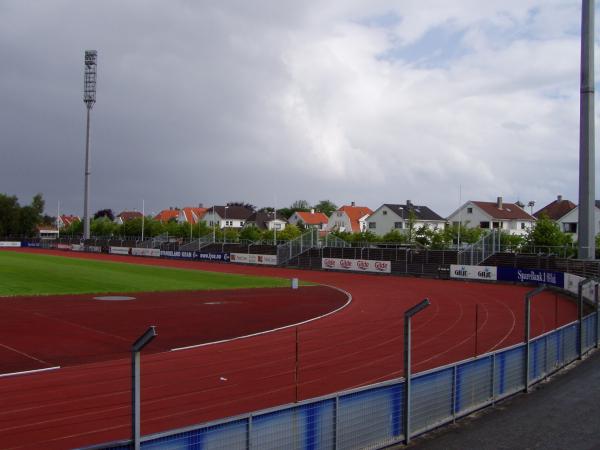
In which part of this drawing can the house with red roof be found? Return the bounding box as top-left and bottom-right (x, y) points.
(534, 195), (578, 233)
(154, 208), (180, 223)
(327, 203), (373, 233)
(57, 214), (80, 229)
(288, 210), (329, 230)
(447, 197), (535, 235)
(177, 206), (208, 225)
(114, 211), (143, 225)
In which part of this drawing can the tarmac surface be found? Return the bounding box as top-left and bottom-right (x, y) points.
(402, 347), (600, 450)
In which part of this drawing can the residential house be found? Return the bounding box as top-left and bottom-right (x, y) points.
(534, 195), (578, 233)
(114, 211), (143, 225)
(534, 195), (600, 235)
(244, 211), (287, 231)
(447, 197), (535, 235)
(328, 203), (373, 233)
(366, 201), (445, 236)
(177, 206), (208, 225)
(56, 214), (80, 229)
(202, 206), (254, 229)
(154, 208), (180, 223)
(288, 210), (329, 230)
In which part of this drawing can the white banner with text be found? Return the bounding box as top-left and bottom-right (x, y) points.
(450, 265), (497, 281)
(230, 253), (278, 265)
(321, 258), (391, 273)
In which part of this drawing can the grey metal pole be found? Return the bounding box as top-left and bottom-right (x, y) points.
(577, 279), (594, 357)
(524, 285), (546, 393)
(595, 283), (599, 349)
(83, 107), (91, 240)
(578, 0), (596, 260)
(403, 298), (430, 444)
(131, 326), (157, 450)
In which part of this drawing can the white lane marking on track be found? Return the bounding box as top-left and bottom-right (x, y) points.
(0, 343), (50, 365)
(0, 366), (60, 378)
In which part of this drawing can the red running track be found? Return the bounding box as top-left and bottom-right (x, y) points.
(0, 249), (577, 450)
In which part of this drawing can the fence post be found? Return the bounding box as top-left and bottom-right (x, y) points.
(403, 299), (430, 444)
(524, 286), (546, 393)
(131, 326), (157, 450)
(594, 283), (600, 348)
(578, 279), (593, 359)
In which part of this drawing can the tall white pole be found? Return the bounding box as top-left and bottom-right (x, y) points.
(212, 205), (215, 242)
(578, 0), (596, 259)
(82, 50), (97, 241)
(141, 199), (145, 241)
(457, 185), (462, 249)
(57, 200), (60, 238)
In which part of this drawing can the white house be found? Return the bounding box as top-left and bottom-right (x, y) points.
(244, 211), (287, 231)
(447, 197), (535, 236)
(534, 195), (600, 235)
(366, 202), (445, 237)
(328, 204), (373, 233)
(202, 206), (253, 229)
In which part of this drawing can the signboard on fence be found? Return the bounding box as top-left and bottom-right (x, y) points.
(109, 246), (131, 255)
(131, 248), (161, 258)
(321, 258), (391, 274)
(71, 244), (84, 252)
(56, 243), (71, 250)
(0, 241), (21, 247)
(497, 267), (564, 287)
(230, 253), (278, 265)
(87, 245), (102, 253)
(450, 265), (497, 281)
(160, 250), (195, 259)
(564, 273), (598, 301)
(197, 252), (230, 262)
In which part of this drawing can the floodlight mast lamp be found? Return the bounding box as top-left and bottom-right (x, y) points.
(83, 50), (97, 240)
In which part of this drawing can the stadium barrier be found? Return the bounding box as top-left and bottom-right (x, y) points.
(91, 310), (598, 450)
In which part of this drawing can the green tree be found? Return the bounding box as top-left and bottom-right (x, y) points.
(91, 217), (118, 236)
(93, 209), (114, 221)
(382, 229), (409, 244)
(278, 224), (302, 241)
(525, 214), (571, 250)
(0, 194), (21, 236)
(290, 200), (311, 212)
(314, 200), (337, 217)
(351, 231), (379, 244)
(240, 225), (262, 242)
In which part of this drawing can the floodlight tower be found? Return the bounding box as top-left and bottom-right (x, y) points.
(578, 1), (595, 259)
(83, 50), (98, 240)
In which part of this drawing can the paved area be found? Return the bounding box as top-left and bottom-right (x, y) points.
(399, 348), (600, 450)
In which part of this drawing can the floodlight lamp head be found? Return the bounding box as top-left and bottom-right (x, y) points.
(83, 50), (98, 108)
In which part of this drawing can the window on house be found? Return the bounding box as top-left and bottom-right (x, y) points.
(394, 222), (403, 229)
(240, 221), (244, 226)
(274, 223), (282, 230)
(480, 221), (490, 228)
(492, 222), (501, 229)
(383, 210), (387, 215)
(467, 207), (473, 214)
(521, 222), (526, 229)
(368, 222), (376, 229)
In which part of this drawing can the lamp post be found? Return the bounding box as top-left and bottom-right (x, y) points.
(403, 298), (430, 444)
(131, 326), (157, 450)
(82, 50), (97, 240)
(224, 206), (229, 243)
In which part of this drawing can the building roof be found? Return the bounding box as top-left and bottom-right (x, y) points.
(294, 211), (329, 225)
(337, 205), (373, 232)
(383, 203), (445, 222)
(211, 206), (254, 221)
(472, 201), (535, 220)
(59, 215), (80, 227)
(155, 209), (180, 222)
(116, 211), (143, 222)
(246, 211), (287, 230)
(181, 207), (208, 224)
(534, 196), (577, 220)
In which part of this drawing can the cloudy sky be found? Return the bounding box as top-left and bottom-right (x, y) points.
(0, 0), (598, 217)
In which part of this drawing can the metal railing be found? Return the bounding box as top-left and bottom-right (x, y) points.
(277, 229), (318, 265)
(458, 230), (501, 265)
(179, 234), (215, 251)
(94, 309), (598, 450)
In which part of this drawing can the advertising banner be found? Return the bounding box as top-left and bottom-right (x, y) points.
(109, 246), (131, 255)
(321, 257), (391, 274)
(160, 250), (195, 259)
(0, 241), (21, 247)
(21, 242), (40, 248)
(197, 252), (230, 262)
(450, 265), (497, 281)
(131, 248), (161, 258)
(497, 267), (564, 287)
(87, 245), (102, 253)
(564, 273), (598, 301)
(56, 243), (71, 250)
(230, 253), (278, 265)
(71, 244), (84, 252)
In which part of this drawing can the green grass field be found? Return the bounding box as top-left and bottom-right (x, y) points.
(0, 251), (291, 296)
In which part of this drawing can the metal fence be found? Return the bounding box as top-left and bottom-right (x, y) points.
(94, 309), (598, 450)
(458, 230), (502, 265)
(277, 229), (319, 265)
